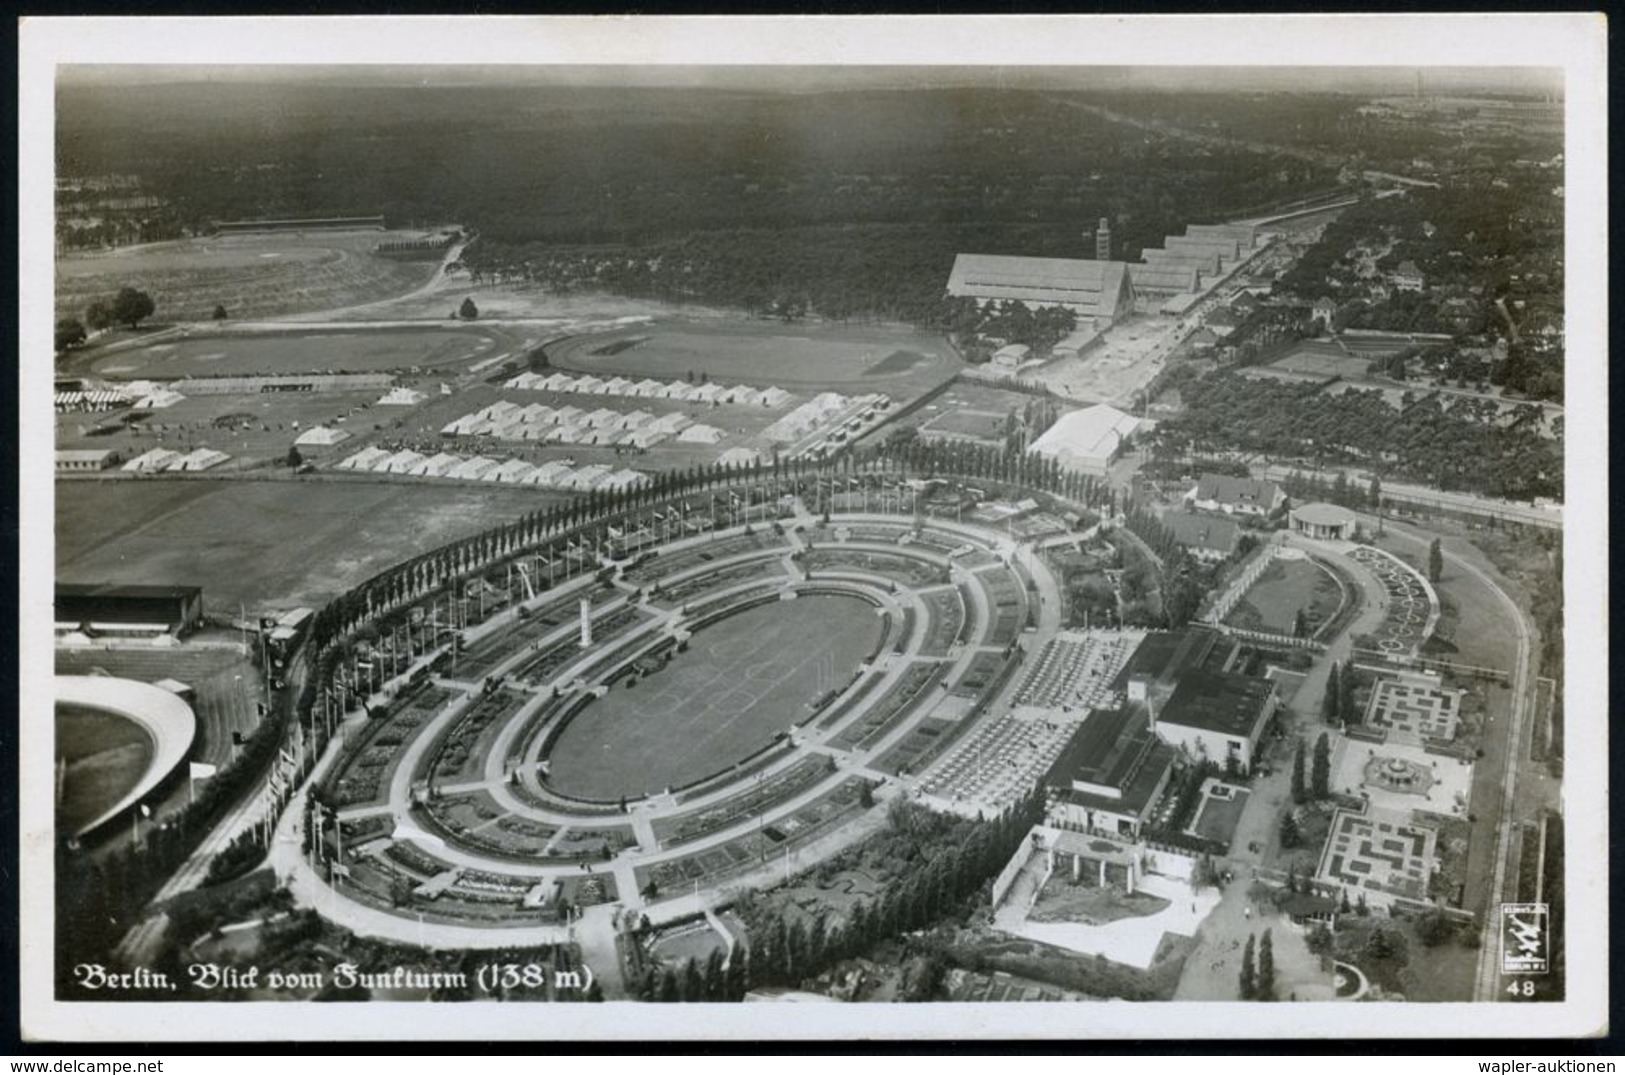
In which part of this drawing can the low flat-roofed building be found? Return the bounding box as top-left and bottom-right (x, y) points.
(56, 449), (120, 472)
(1154, 668), (1277, 774)
(1045, 707), (1179, 839)
(56, 582), (204, 637)
(991, 343), (1031, 371)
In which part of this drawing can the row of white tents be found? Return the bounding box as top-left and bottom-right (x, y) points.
(122, 447), (232, 473)
(506, 371), (793, 409)
(762, 391), (886, 444)
(334, 446), (646, 492)
(440, 399), (728, 449)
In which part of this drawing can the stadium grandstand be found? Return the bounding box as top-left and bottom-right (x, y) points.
(173, 373), (393, 395)
(56, 583), (205, 639)
(946, 254), (1134, 326)
(212, 215), (385, 234)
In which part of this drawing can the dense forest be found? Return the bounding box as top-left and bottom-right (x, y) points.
(1149, 372), (1562, 502)
(57, 79), (1335, 322)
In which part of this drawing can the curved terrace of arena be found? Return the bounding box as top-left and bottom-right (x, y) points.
(275, 487), (1085, 939)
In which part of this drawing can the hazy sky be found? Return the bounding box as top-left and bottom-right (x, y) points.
(58, 64), (1562, 98)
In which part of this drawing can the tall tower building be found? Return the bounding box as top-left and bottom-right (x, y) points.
(1095, 217), (1112, 261)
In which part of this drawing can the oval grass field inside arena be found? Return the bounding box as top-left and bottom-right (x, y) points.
(545, 595), (884, 802)
(55, 704), (155, 836)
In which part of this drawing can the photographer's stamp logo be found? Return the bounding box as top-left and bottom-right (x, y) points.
(1500, 903), (1549, 975)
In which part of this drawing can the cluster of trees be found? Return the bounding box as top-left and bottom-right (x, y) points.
(60, 78), (1340, 323)
(55, 286), (157, 354)
(1238, 930), (1277, 1001)
(1118, 503), (1222, 628)
(635, 792), (1044, 1001)
(1155, 373), (1562, 502)
(1321, 663), (1360, 729)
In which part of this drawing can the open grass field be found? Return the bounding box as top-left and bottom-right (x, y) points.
(89, 324), (522, 381)
(56, 478), (572, 612)
(56, 388), (387, 469)
(1268, 342), (1373, 380)
(1224, 557), (1342, 635)
(547, 321), (958, 394)
(56, 704), (153, 835)
(545, 595), (883, 801)
(55, 229), (444, 324)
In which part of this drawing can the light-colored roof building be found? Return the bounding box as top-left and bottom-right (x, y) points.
(759, 386), (792, 408)
(583, 407), (622, 429)
(656, 382), (695, 400)
(57, 449), (120, 472)
(688, 383), (726, 403)
(601, 377), (635, 396)
(947, 253), (1135, 323)
(619, 410), (655, 429)
(572, 376), (607, 395)
(991, 343), (1030, 370)
(1026, 404), (1142, 475)
(629, 378), (666, 397)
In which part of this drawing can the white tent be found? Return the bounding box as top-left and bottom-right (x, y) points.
(167, 448), (231, 472)
(677, 423), (726, 445)
(378, 450), (427, 474)
(447, 456), (501, 481)
(522, 461), (574, 487)
(601, 377), (635, 396)
(759, 386), (792, 408)
(629, 378), (666, 397)
(409, 452), (464, 477)
(122, 448), (183, 473)
(648, 412), (692, 434)
(563, 464), (613, 490)
(717, 447), (764, 468)
(377, 386), (428, 406)
(687, 383), (726, 403)
(487, 459), (535, 483)
(295, 426), (351, 447)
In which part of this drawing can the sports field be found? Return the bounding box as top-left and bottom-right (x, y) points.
(90, 325), (520, 380)
(1224, 557), (1341, 635)
(56, 478), (573, 612)
(545, 595), (884, 800)
(1268, 342), (1372, 380)
(55, 229), (445, 324)
(56, 704), (153, 835)
(549, 322), (958, 392)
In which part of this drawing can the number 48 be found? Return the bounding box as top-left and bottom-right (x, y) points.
(1506, 980), (1537, 998)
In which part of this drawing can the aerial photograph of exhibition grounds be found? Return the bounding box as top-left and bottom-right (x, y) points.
(37, 48), (1582, 1028)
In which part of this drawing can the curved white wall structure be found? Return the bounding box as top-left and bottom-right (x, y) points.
(56, 675), (197, 838)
